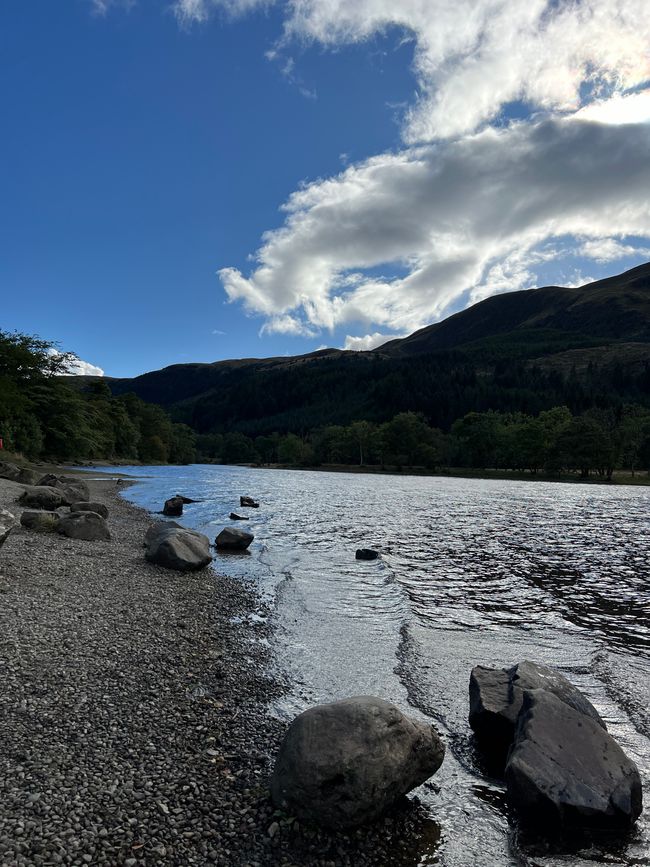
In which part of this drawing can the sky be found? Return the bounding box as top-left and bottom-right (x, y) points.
(2, 1), (650, 378)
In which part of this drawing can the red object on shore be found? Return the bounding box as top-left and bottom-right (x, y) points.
(0, 437), (3, 450)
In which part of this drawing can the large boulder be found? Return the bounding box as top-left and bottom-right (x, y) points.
(144, 521), (183, 547)
(20, 510), (61, 533)
(145, 525), (212, 572)
(36, 474), (90, 505)
(0, 509), (17, 548)
(70, 501), (109, 519)
(57, 511), (111, 541)
(271, 696), (445, 829)
(0, 461), (21, 482)
(469, 660), (605, 762)
(19, 486), (66, 511)
(506, 690), (642, 828)
(163, 496), (184, 517)
(239, 496), (259, 508)
(215, 527), (254, 551)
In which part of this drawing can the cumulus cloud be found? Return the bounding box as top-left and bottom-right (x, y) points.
(343, 332), (397, 351)
(66, 358), (106, 377)
(578, 238), (650, 264)
(220, 117), (650, 336)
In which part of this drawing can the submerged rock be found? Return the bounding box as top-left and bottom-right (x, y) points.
(19, 486), (66, 511)
(215, 527), (254, 550)
(20, 510), (61, 533)
(58, 511), (111, 541)
(145, 525), (212, 572)
(271, 695), (445, 829)
(356, 548), (379, 561)
(506, 689), (642, 828)
(469, 660), (605, 762)
(239, 496), (259, 508)
(163, 496), (184, 517)
(70, 501), (109, 519)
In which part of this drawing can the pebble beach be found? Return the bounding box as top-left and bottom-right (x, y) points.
(0, 473), (435, 867)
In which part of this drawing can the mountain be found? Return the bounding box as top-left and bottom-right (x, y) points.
(102, 263), (650, 435)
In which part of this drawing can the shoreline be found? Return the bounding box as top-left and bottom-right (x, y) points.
(0, 471), (441, 866)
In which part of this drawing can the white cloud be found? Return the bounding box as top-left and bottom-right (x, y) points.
(67, 358), (106, 377)
(343, 332), (398, 351)
(578, 238), (650, 264)
(220, 117), (650, 336)
(173, 0), (269, 24)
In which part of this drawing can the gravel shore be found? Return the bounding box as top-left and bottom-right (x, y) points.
(0, 475), (438, 866)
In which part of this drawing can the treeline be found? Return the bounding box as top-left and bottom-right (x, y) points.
(0, 331), (196, 463)
(196, 406), (650, 479)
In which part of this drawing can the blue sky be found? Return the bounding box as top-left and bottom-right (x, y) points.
(2, 1), (650, 377)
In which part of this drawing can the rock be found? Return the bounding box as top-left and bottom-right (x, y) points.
(163, 496), (184, 517)
(0, 460), (22, 482)
(271, 695), (445, 829)
(215, 528), (254, 551)
(19, 486), (66, 511)
(69, 501), (109, 519)
(356, 548), (379, 561)
(176, 494), (198, 504)
(0, 509), (17, 548)
(36, 474), (90, 505)
(229, 513), (249, 521)
(506, 689), (642, 828)
(469, 660), (605, 762)
(239, 496), (259, 508)
(20, 510), (61, 533)
(17, 467), (38, 485)
(144, 521), (183, 547)
(145, 525), (212, 572)
(57, 511), (111, 541)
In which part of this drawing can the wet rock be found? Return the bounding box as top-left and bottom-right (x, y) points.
(69, 501), (109, 519)
(469, 660), (605, 762)
(145, 525), (212, 572)
(57, 511), (111, 541)
(215, 528), (254, 551)
(19, 486), (66, 511)
(239, 496), (259, 508)
(20, 510), (61, 533)
(176, 494), (198, 504)
(271, 695), (445, 829)
(36, 474), (90, 505)
(163, 496), (184, 517)
(229, 513), (249, 521)
(356, 548), (379, 561)
(506, 689), (642, 828)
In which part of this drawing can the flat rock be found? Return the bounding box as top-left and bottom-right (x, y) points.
(215, 527), (254, 550)
(145, 525), (212, 572)
(57, 511), (111, 541)
(506, 689), (642, 828)
(19, 486), (66, 511)
(469, 660), (605, 762)
(20, 510), (61, 533)
(229, 513), (249, 521)
(70, 501), (109, 519)
(271, 695), (445, 829)
(163, 496), (184, 517)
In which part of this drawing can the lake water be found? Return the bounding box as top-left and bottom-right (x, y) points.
(94, 464), (650, 866)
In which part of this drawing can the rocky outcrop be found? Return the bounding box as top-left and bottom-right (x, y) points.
(70, 501), (109, 519)
(163, 496), (184, 517)
(57, 511), (111, 541)
(215, 528), (254, 551)
(176, 495), (198, 504)
(229, 513), (249, 521)
(356, 548), (379, 560)
(0, 461), (21, 482)
(469, 660), (605, 762)
(20, 510), (61, 533)
(36, 474), (90, 505)
(19, 486), (66, 511)
(506, 689), (642, 828)
(271, 696), (445, 829)
(145, 524), (212, 572)
(0, 508), (17, 548)
(239, 496), (259, 508)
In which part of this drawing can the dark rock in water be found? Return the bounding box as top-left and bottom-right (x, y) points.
(57, 511), (111, 541)
(229, 512), (249, 521)
(271, 696), (445, 830)
(20, 510), (61, 533)
(356, 548), (379, 560)
(506, 689), (642, 828)
(36, 474), (90, 505)
(19, 486), (66, 511)
(239, 496), (259, 508)
(70, 501), (109, 519)
(145, 524), (212, 572)
(215, 527), (254, 550)
(163, 496), (184, 517)
(176, 494), (198, 504)
(469, 660), (605, 763)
